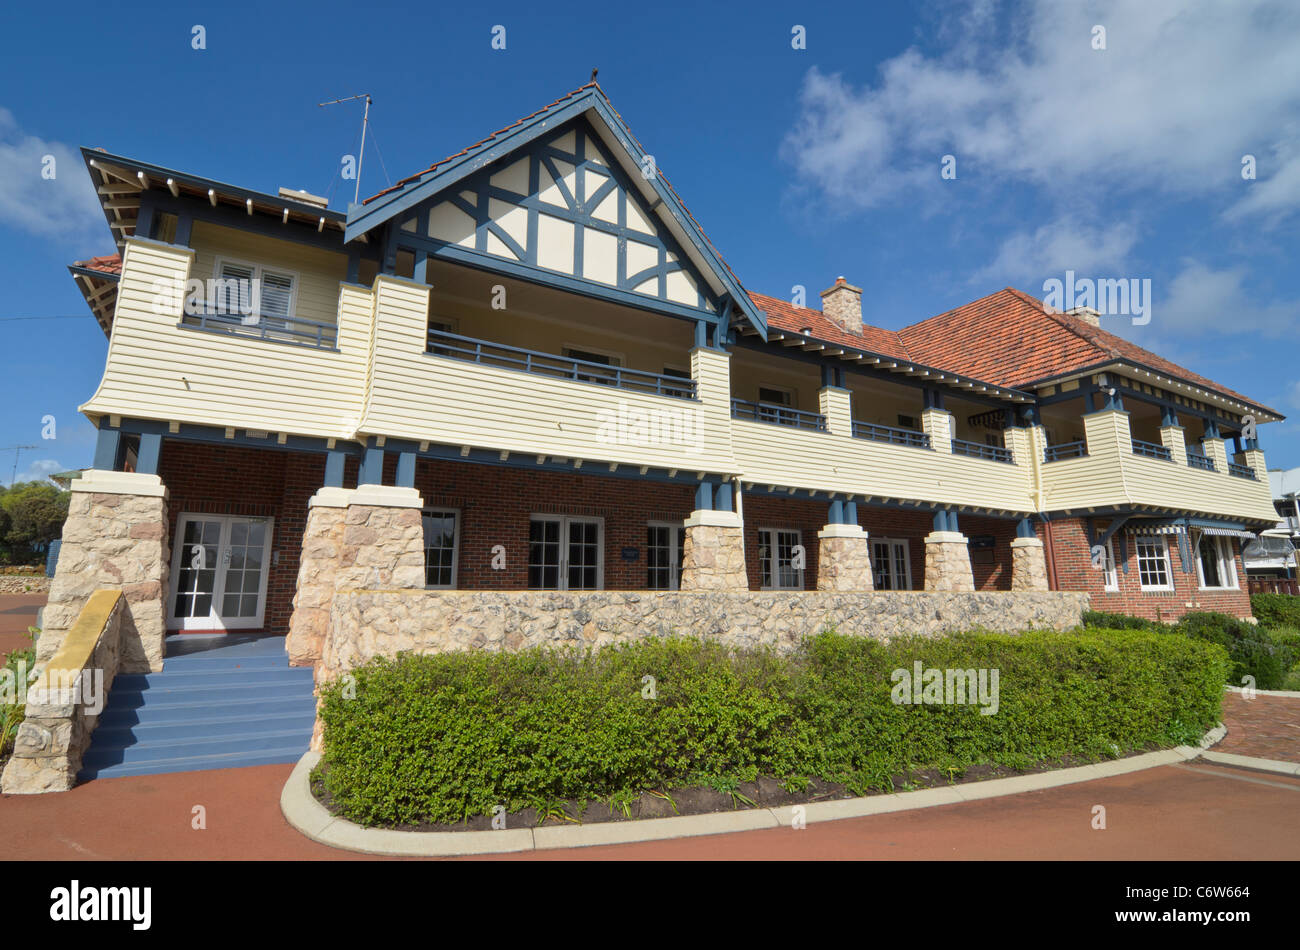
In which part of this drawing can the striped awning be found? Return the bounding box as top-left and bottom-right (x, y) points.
(1124, 521), (1254, 540)
(1125, 522), (1184, 536)
(1199, 527), (1256, 540)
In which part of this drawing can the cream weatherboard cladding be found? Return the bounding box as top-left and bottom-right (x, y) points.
(80, 237), (368, 439)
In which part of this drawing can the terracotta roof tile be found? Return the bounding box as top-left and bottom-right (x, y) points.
(748, 291), (914, 362)
(73, 254), (122, 276)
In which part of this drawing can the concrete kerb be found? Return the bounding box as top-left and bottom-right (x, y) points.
(281, 722), (1232, 857)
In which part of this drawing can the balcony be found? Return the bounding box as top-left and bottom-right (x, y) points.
(426, 328), (696, 399)
(730, 398), (828, 432)
(951, 437), (1013, 464)
(179, 309), (339, 350)
(852, 420), (931, 449)
(1131, 438), (1172, 461)
(1186, 449), (1216, 472)
(1044, 440), (1087, 462)
(1228, 461), (1257, 480)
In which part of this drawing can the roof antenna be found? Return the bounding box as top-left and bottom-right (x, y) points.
(318, 93), (373, 205)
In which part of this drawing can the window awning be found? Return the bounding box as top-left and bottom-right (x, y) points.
(1124, 521), (1254, 540)
(1199, 527), (1256, 539)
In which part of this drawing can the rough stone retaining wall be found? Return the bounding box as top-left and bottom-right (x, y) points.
(0, 575), (50, 594)
(320, 589), (1091, 681)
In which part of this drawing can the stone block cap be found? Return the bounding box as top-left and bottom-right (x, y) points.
(820, 276), (863, 297)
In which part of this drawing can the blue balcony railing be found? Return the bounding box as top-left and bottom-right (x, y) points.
(1131, 439), (1172, 461)
(852, 420), (931, 449)
(179, 309), (339, 350)
(1186, 449), (1216, 472)
(425, 328), (696, 399)
(731, 398), (828, 431)
(1044, 440), (1088, 462)
(1228, 461), (1257, 480)
(951, 438), (1014, 464)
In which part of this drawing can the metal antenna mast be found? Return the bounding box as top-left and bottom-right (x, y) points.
(318, 93), (373, 205)
(2, 444), (39, 487)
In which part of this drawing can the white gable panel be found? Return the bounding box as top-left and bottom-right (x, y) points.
(536, 214), (574, 273)
(490, 157), (529, 195)
(592, 188), (618, 224)
(539, 159), (576, 209)
(489, 198), (528, 247)
(486, 230), (520, 260)
(626, 200), (654, 235)
(400, 217), (417, 233)
(582, 227), (617, 285)
(626, 239), (657, 276)
(428, 201), (476, 248)
(666, 270), (699, 306)
(633, 276), (658, 295)
(552, 129), (576, 155)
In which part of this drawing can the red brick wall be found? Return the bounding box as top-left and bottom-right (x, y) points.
(159, 440), (323, 634)
(1042, 516), (1252, 621)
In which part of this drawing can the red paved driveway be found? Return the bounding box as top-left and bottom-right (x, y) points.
(0, 593), (44, 656)
(1218, 691), (1300, 764)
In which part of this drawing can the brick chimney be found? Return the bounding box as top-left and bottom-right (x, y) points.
(1066, 306), (1101, 328)
(820, 277), (863, 335)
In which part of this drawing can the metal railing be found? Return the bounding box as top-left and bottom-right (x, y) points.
(425, 328), (696, 399)
(179, 309), (339, 349)
(1044, 440), (1088, 462)
(1186, 449), (1216, 472)
(951, 438), (1014, 463)
(851, 420), (931, 449)
(1131, 439), (1172, 461)
(1228, 461), (1257, 480)
(731, 398), (828, 431)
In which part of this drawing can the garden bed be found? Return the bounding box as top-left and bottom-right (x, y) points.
(314, 628), (1227, 830)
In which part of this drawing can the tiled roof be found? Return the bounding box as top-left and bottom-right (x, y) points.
(73, 254), (122, 276)
(749, 286), (1279, 416)
(749, 291), (914, 362)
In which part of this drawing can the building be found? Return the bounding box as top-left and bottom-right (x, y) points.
(51, 82), (1282, 674)
(1243, 468), (1300, 592)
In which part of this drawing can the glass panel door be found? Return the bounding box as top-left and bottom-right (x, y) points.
(169, 514), (274, 630)
(567, 519), (602, 590)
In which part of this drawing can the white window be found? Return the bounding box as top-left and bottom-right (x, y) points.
(647, 521), (685, 590)
(422, 509), (459, 588)
(758, 528), (803, 590)
(529, 515), (603, 590)
(213, 257), (297, 328)
(1196, 535), (1239, 590)
(1134, 534), (1174, 591)
(871, 538), (913, 591)
(1102, 538), (1119, 592)
(168, 514), (274, 630)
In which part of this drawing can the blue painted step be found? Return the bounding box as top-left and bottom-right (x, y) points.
(79, 634), (317, 782)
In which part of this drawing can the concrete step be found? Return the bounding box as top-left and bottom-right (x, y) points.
(92, 710), (317, 744)
(78, 745), (309, 780)
(96, 692), (312, 729)
(111, 668), (314, 691)
(81, 726), (313, 769)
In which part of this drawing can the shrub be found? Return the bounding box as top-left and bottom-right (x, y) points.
(1082, 610), (1160, 631)
(1251, 593), (1300, 629)
(319, 629), (1228, 827)
(0, 628), (38, 759)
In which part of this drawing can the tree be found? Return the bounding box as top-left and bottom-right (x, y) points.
(1, 482), (70, 550)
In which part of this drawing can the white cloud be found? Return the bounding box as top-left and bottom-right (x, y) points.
(1158, 259), (1299, 337)
(782, 0), (1300, 214)
(972, 216), (1139, 286)
(1224, 152), (1300, 225)
(0, 108), (102, 241)
(3, 458), (65, 488)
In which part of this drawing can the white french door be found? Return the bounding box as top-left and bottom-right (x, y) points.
(871, 539), (913, 591)
(528, 515), (603, 590)
(168, 513), (274, 630)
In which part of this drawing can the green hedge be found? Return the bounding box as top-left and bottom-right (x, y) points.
(1082, 609), (1298, 690)
(1251, 593), (1300, 629)
(319, 629), (1227, 827)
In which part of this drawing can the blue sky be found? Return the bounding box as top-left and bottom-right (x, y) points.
(1, 0), (1297, 483)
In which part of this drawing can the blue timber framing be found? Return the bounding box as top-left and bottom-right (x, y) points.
(344, 87), (766, 340)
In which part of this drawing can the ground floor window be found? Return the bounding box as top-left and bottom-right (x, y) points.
(871, 538), (912, 590)
(529, 515), (603, 590)
(1134, 534), (1173, 590)
(168, 513), (274, 630)
(422, 509), (459, 588)
(758, 528), (803, 590)
(647, 522), (685, 590)
(1196, 534), (1238, 590)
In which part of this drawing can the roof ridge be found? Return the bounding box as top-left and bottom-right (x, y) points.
(1007, 285), (1123, 360)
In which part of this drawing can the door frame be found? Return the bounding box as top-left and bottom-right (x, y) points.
(167, 512), (275, 631)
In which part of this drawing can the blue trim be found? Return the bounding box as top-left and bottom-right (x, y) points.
(844, 500), (858, 524)
(360, 447), (385, 486)
(714, 479), (733, 513)
(1016, 517), (1036, 539)
(136, 432), (162, 475)
(695, 481), (713, 511)
(828, 499), (845, 524)
(324, 451), (345, 487)
(344, 92), (766, 338)
(396, 451), (416, 488)
(96, 417), (363, 459)
(140, 193), (368, 259)
(93, 428), (121, 470)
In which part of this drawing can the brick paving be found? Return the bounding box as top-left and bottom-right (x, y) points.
(0, 593), (44, 656)
(1218, 690), (1300, 764)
